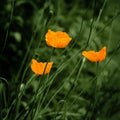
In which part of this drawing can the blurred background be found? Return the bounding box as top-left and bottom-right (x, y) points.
(0, 0), (120, 119)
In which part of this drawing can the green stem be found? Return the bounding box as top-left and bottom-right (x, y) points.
(31, 48), (55, 120)
(83, 62), (99, 120)
(64, 57), (86, 100)
(1, 0), (15, 54)
(14, 75), (37, 120)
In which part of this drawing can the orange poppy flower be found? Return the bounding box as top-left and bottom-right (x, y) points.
(45, 29), (72, 48)
(31, 59), (53, 75)
(82, 46), (106, 62)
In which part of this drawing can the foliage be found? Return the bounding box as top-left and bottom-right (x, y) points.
(0, 0), (120, 120)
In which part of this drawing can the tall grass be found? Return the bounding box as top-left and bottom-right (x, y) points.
(0, 0), (120, 120)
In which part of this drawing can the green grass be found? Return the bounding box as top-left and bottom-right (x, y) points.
(0, 0), (120, 120)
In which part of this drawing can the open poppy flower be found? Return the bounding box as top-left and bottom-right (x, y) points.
(31, 59), (53, 75)
(82, 46), (106, 62)
(45, 29), (72, 48)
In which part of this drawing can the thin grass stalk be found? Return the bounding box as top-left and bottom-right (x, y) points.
(30, 48), (55, 119)
(3, 75), (36, 120)
(82, 62), (99, 120)
(41, 55), (82, 112)
(90, 0), (107, 46)
(72, 41), (120, 113)
(36, 54), (82, 118)
(65, 57), (85, 101)
(13, 6), (53, 119)
(97, 12), (120, 34)
(1, 0), (15, 54)
(89, 62), (99, 120)
(14, 75), (37, 120)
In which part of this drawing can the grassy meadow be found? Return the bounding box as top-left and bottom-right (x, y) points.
(0, 0), (120, 120)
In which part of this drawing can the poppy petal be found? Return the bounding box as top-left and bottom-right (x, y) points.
(97, 46), (106, 61)
(45, 29), (72, 48)
(82, 46), (106, 62)
(82, 51), (98, 62)
(31, 59), (53, 75)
